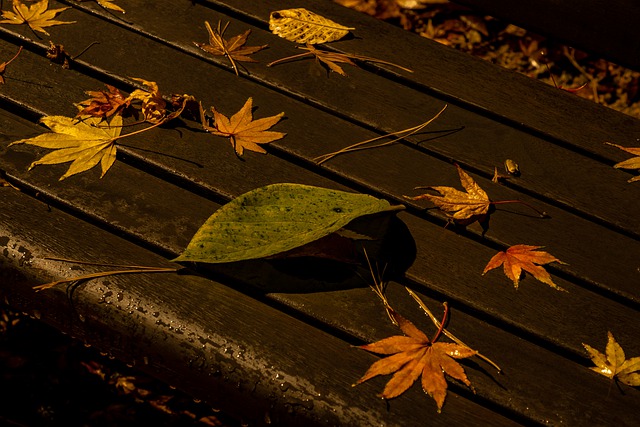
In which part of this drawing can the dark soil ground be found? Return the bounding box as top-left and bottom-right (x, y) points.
(2, 1), (638, 426)
(0, 305), (240, 426)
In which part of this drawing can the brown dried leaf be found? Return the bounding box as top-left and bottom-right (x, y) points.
(355, 311), (476, 411)
(0, 0), (75, 36)
(605, 142), (640, 183)
(583, 331), (640, 387)
(77, 84), (130, 119)
(482, 244), (566, 290)
(202, 97), (285, 156)
(194, 21), (267, 75)
(46, 41), (70, 68)
(406, 163), (490, 223)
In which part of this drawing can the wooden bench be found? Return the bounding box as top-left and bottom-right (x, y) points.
(1, 0), (639, 425)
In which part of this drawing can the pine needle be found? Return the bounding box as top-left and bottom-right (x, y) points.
(314, 104), (447, 164)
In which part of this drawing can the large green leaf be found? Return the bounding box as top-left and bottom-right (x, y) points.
(174, 183), (404, 263)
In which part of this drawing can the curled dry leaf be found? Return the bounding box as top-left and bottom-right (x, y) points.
(128, 78), (168, 123)
(269, 8), (354, 44)
(201, 97), (285, 156)
(406, 163), (489, 224)
(605, 142), (640, 183)
(46, 41), (71, 68)
(583, 331), (640, 387)
(0, 0), (75, 36)
(9, 115), (122, 180)
(194, 21), (267, 76)
(354, 309), (476, 412)
(482, 244), (566, 290)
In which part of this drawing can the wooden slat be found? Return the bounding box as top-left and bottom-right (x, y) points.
(1, 189), (522, 426)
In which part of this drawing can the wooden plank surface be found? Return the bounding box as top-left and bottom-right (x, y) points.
(1, 1), (639, 425)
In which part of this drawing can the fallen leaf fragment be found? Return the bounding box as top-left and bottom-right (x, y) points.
(406, 163), (489, 223)
(94, 0), (125, 13)
(269, 8), (354, 44)
(482, 244), (566, 290)
(9, 115), (122, 180)
(0, 46), (22, 84)
(77, 84), (130, 119)
(605, 142), (640, 183)
(355, 310), (476, 412)
(0, 0), (75, 36)
(194, 21), (267, 75)
(583, 331), (640, 387)
(201, 97), (285, 156)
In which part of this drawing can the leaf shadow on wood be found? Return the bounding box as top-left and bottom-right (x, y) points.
(188, 214), (417, 294)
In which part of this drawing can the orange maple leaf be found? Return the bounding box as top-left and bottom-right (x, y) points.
(406, 163), (489, 224)
(202, 97), (285, 156)
(354, 310), (476, 412)
(194, 21), (268, 76)
(482, 244), (566, 290)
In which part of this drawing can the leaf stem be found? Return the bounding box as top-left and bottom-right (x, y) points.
(266, 52), (314, 67)
(430, 302), (448, 343)
(314, 104), (447, 164)
(405, 287), (502, 373)
(490, 200), (548, 218)
(34, 267), (179, 292)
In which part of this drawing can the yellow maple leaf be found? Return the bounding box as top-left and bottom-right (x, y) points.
(202, 98), (285, 156)
(9, 115), (122, 180)
(406, 163), (490, 223)
(0, 0), (75, 36)
(583, 331), (640, 387)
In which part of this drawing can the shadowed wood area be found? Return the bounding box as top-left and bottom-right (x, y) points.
(0, 1), (639, 425)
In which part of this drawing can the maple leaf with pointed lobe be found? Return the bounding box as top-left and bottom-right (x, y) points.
(354, 310), (476, 412)
(9, 115), (122, 180)
(406, 163), (489, 224)
(201, 97), (285, 156)
(194, 21), (267, 75)
(583, 331), (640, 387)
(482, 244), (566, 290)
(0, 0), (75, 36)
(605, 142), (640, 183)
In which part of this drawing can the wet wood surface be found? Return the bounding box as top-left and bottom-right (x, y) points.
(1, 1), (639, 425)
